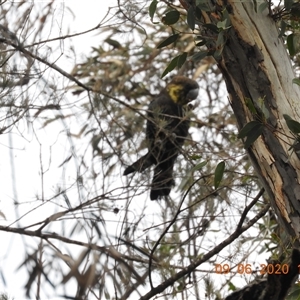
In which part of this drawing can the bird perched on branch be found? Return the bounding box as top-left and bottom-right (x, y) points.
(123, 76), (199, 200)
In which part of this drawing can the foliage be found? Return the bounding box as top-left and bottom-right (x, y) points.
(0, 0), (289, 299)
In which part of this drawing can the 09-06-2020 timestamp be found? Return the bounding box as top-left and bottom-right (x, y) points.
(214, 263), (295, 275)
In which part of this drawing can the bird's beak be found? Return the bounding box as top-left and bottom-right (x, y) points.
(187, 88), (199, 101)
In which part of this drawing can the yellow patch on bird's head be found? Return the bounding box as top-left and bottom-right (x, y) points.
(166, 84), (184, 104)
(165, 76), (199, 105)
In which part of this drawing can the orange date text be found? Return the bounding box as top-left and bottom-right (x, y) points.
(214, 263), (290, 275)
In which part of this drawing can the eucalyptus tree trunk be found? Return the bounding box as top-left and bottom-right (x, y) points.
(198, 0), (300, 240)
(191, 0), (300, 298)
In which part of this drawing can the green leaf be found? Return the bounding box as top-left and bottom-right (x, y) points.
(214, 31), (225, 58)
(162, 10), (180, 25)
(253, 0), (258, 12)
(283, 114), (300, 134)
(217, 20), (227, 29)
(222, 8), (231, 27)
(203, 23), (219, 33)
(149, 0), (158, 22)
(187, 6), (195, 30)
(244, 125), (264, 148)
(190, 161), (207, 172)
(262, 105), (270, 119)
(214, 161), (225, 189)
(245, 98), (257, 114)
(287, 34), (296, 56)
(228, 281), (237, 291)
(157, 33), (180, 49)
(105, 38), (122, 49)
(161, 53), (186, 78)
(238, 121), (262, 139)
(189, 154), (202, 160)
(278, 20), (287, 38)
(178, 161), (207, 190)
(195, 6), (203, 19)
(293, 34), (300, 55)
(257, 97), (270, 120)
(238, 121), (264, 148)
(192, 50), (208, 62)
(216, 30), (225, 43)
(283, 114), (292, 121)
(161, 57), (178, 78)
(292, 78), (300, 86)
(177, 52), (187, 68)
(258, 2), (268, 13)
(196, 39), (206, 47)
(196, 0), (211, 11)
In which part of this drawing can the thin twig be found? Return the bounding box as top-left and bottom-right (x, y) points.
(142, 189), (267, 300)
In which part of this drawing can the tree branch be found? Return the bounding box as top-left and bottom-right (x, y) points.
(140, 189), (268, 300)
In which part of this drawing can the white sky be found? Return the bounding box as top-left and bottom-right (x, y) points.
(0, 1), (118, 299)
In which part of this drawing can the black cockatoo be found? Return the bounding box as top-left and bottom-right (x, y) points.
(123, 76), (199, 200)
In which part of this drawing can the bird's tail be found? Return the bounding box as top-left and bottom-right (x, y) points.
(150, 167), (174, 200)
(123, 152), (154, 175)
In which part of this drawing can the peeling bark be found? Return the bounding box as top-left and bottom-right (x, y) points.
(195, 1), (300, 297)
(200, 0), (300, 241)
